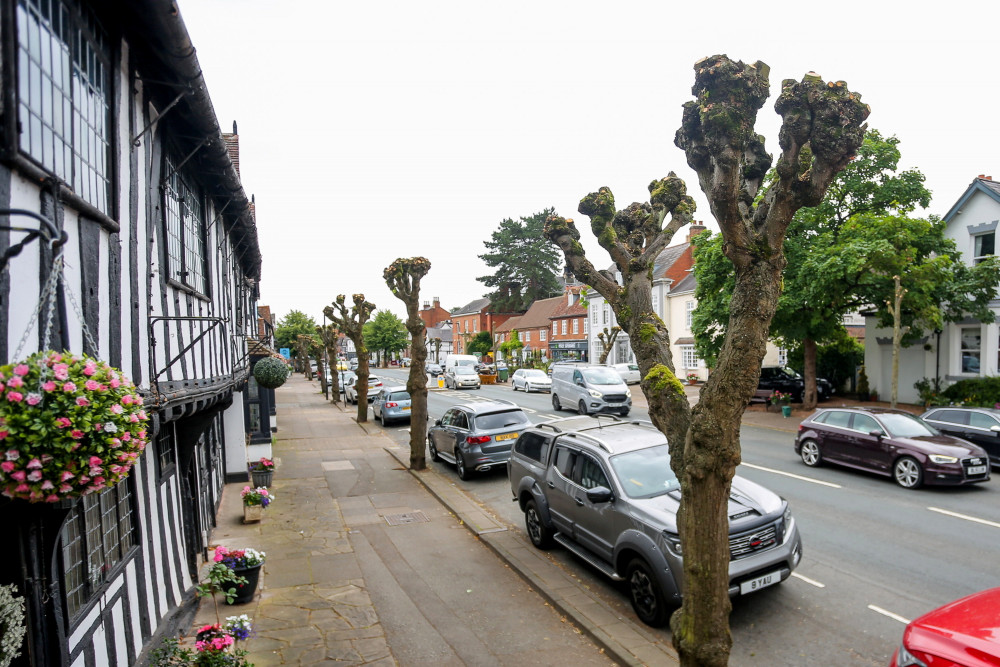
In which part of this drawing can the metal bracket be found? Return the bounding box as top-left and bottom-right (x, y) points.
(131, 89), (189, 147)
(149, 315), (227, 381)
(0, 208), (68, 272)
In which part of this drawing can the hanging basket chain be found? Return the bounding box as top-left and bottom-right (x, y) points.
(11, 251), (64, 362)
(60, 265), (99, 356)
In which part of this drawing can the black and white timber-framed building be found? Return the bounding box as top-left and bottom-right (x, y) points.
(0, 1), (270, 665)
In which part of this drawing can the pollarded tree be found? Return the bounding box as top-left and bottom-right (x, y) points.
(596, 326), (621, 365)
(545, 55), (868, 666)
(317, 324), (341, 400)
(324, 295), (376, 423)
(384, 257), (432, 470)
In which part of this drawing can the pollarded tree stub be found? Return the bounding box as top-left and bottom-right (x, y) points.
(384, 257), (432, 300)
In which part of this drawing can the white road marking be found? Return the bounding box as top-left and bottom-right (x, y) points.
(740, 463), (843, 488)
(867, 605), (910, 624)
(927, 506), (1000, 529)
(791, 573), (825, 588)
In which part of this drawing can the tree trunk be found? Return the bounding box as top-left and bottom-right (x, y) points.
(801, 338), (818, 410)
(890, 275), (904, 409)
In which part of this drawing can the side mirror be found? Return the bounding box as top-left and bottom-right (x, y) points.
(869, 429), (884, 439)
(586, 486), (614, 504)
(435, 419), (443, 427)
(990, 425), (1000, 435)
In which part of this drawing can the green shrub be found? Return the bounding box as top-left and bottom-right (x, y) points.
(940, 376), (1000, 407)
(253, 357), (289, 389)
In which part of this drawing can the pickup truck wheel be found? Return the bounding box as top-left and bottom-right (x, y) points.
(552, 394), (562, 411)
(626, 558), (669, 627)
(524, 499), (553, 549)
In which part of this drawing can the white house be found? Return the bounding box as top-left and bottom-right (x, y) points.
(865, 175), (1000, 403)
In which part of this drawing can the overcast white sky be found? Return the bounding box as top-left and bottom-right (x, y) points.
(180, 1), (1000, 326)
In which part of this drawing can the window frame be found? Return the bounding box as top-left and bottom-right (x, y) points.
(960, 326), (981, 374)
(973, 231), (995, 264)
(162, 154), (209, 296)
(680, 344), (700, 370)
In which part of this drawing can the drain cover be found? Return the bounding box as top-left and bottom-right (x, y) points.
(383, 511), (430, 526)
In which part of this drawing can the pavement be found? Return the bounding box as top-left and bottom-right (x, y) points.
(190, 374), (918, 666)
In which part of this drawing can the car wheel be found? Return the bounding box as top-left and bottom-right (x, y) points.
(552, 394), (562, 411)
(427, 435), (440, 462)
(578, 400), (589, 416)
(524, 499), (553, 549)
(379, 413), (386, 427)
(799, 439), (822, 467)
(894, 456), (924, 489)
(619, 409), (630, 417)
(512, 382), (518, 392)
(626, 558), (669, 627)
(455, 450), (471, 481)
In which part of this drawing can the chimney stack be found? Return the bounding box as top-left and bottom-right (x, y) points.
(423, 301), (429, 309)
(433, 297), (440, 307)
(979, 174), (993, 181)
(687, 223), (708, 242)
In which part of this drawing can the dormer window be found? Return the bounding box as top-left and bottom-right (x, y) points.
(974, 232), (995, 264)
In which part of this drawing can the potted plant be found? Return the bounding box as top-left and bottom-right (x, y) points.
(241, 486), (273, 523)
(0, 351), (149, 502)
(248, 456), (274, 487)
(253, 356), (289, 389)
(214, 546), (266, 605)
(686, 372), (699, 385)
(149, 615), (254, 666)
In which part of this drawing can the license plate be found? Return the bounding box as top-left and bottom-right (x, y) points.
(402, 406), (411, 411)
(495, 433), (518, 441)
(968, 465), (987, 475)
(740, 571), (779, 595)
(607, 403), (622, 407)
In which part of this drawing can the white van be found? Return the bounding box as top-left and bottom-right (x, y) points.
(443, 354), (478, 373)
(551, 362), (631, 416)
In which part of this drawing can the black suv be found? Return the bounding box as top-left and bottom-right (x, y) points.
(758, 366), (833, 402)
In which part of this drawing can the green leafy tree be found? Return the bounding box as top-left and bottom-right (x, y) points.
(847, 214), (1000, 406)
(498, 330), (524, 364)
(363, 311), (409, 365)
(466, 331), (493, 357)
(274, 310), (318, 357)
(478, 209), (563, 312)
(693, 130), (932, 409)
(546, 56), (868, 665)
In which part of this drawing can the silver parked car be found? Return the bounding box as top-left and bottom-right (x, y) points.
(511, 368), (552, 393)
(427, 401), (529, 479)
(445, 365), (481, 390)
(509, 416), (802, 626)
(373, 386), (412, 426)
(610, 362), (641, 385)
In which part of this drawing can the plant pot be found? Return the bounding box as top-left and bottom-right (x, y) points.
(250, 470), (273, 487)
(243, 504), (263, 523)
(230, 564), (262, 604)
(781, 405), (792, 418)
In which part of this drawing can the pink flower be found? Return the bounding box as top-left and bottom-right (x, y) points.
(26, 393), (41, 406)
(138, 410), (147, 420)
(70, 430), (84, 439)
(120, 433), (131, 442)
(134, 395), (144, 406)
(40, 480), (54, 490)
(59, 484), (72, 493)
(1, 462), (13, 473)
(138, 430), (147, 439)
(85, 380), (100, 391)
(110, 465), (122, 474)
(109, 378), (120, 388)
(78, 475), (90, 484)
(91, 477), (105, 486)
(5, 450), (18, 460)
(41, 454), (52, 463)
(13, 364), (29, 376)
(15, 484), (29, 493)
(42, 381), (56, 391)
(61, 471), (75, 481)
(27, 470), (41, 482)
(6, 376), (22, 389)
(76, 397), (90, 407)
(26, 459), (42, 469)
(82, 363), (97, 376)
(129, 414), (139, 423)
(89, 456), (103, 467)
(55, 417), (72, 428)
(5, 392), (22, 403)
(121, 395), (132, 405)
(62, 382), (76, 392)
(0, 382), (5, 393)
(110, 404), (123, 415)
(44, 494), (59, 502)
(10, 471), (25, 482)
(0, 431), (8, 441)
(53, 364), (69, 380)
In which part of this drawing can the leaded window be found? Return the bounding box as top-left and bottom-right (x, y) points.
(61, 479), (137, 621)
(164, 158), (207, 293)
(680, 345), (701, 370)
(17, 0), (112, 212)
(156, 422), (176, 479)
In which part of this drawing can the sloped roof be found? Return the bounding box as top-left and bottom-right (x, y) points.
(426, 326), (453, 343)
(653, 242), (690, 279)
(453, 298), (490, 316)
(671, 273), (696, 294)
(495, 315), (522, 333)
(551, 296), (587, 319)
(943, 176), (1000, 221)
(515, 296), (564, 329)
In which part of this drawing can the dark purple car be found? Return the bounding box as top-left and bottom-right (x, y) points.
(794, 407), (991, 489)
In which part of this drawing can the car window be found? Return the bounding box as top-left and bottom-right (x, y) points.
(389, 391), (410, 401)
(475, 410), (529, 430)
(582, 367), (622, 384)
(577, 455), (610, 490)
(455, 367), (478, 376)
(628, 364), (639, 371)
(573, 370), (583, 383)
(514, 433), (550, 463)
(452, 412), (469, 430)
(553, 446), (577, 479)
(969, 412), (999, 429)
(441, 409), (456, 426)
(610, 445), (679, 499)
(927, 409), (967, 425)
(820, 411), (852, 429)
(879, 413), (937, 438)
(525, 370), (546, 378)
(852, 414), (881, 435)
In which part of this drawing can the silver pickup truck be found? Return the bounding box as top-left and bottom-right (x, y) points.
(508, 415), (803, 626)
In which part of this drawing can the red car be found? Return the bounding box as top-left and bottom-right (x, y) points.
(890, 586), (1000, 666)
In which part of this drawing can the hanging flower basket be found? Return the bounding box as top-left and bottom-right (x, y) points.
(253, 357), (288, 389)
(0, 351), (149, 503)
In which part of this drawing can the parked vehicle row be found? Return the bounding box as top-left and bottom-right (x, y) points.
(511, 368), (551, 393)
(346, 374), (384, 404)
(373, 386), (412, 426)
(427, 400), (530, 480)
(550, 362), (631, 416)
